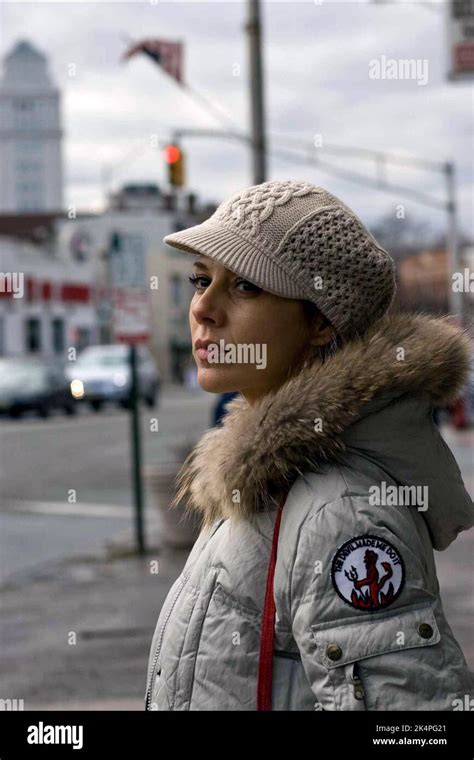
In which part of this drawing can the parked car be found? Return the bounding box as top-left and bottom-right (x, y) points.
(0, 357), (77, 418)
(65, 344), (160, 411)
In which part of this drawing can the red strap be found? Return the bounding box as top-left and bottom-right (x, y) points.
(257, 496), (286, 711)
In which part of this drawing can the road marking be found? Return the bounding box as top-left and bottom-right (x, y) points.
(1, 500), (131, 518)
(0, 397), (212, 434)
(0, 414), (128, 435)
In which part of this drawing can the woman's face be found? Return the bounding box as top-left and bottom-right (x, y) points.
(189, 256), (333, 404)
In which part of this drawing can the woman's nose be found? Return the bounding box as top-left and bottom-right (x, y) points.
(191, 287), (224, 326)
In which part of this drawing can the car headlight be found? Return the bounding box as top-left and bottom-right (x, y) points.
(70, 379), (84, 399)
(113, 372), (128, 387)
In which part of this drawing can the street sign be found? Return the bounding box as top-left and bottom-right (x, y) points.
(112, 287), (151, 344)
(109, 231), (151, 344)
(447, 0), (474, 79)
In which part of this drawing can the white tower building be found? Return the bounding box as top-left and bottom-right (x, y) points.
(0, 40), (64, 212)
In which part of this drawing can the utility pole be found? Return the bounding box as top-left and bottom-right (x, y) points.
(246, 0), (267, 184)
(129, 343), (145, 555)
(445, 161), (464, 327)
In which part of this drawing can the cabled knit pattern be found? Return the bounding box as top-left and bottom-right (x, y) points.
(218, 180), (323, 236)
(164, 179), (397, 340)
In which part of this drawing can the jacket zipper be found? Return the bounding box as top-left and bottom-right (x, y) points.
(145, 573), (190, 710)
(145, 518), (226, 711)
(351, 663), (365, 701)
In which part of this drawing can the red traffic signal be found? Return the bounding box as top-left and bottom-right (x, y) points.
(163, 144), (182, 164)
(163, 144), (185, 187)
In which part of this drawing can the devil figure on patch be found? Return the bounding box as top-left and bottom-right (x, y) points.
(345, 548), (395, 609)
(331, 535), (405, 612)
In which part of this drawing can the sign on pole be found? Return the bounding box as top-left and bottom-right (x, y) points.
(110, 232), (151, 344)
(109, 230), (150, 555)
(113, 287), (151, 344)
(447, 0), (474, 79)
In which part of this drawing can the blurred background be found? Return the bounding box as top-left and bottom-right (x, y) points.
(0, 0), (472, 710)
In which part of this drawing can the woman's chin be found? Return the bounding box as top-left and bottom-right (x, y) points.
(196, 366), (241, 394)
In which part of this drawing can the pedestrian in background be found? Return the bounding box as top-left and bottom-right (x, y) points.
(212, 391), (239, 427)
(145, 180), (474, 711)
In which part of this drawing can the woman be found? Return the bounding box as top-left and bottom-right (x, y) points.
(145, 180), (473, 711)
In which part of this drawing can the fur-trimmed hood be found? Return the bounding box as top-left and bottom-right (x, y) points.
(172, 311), (473, 547)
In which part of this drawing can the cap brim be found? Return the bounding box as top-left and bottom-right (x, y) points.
(163, 221), (309, 300)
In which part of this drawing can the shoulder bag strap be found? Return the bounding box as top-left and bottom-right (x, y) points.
(257, 495), (286, 711)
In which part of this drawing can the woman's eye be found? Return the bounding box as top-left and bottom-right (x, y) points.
(235, 279), (262, 294)
(188, 274), (261, 295)
(188, 274), (209, 290)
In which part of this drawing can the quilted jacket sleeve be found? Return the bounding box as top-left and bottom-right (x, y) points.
(290, 495), (473, 711)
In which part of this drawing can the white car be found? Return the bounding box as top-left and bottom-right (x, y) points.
(65, 344), (160, 411)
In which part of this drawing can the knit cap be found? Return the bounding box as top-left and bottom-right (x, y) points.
(163, 179), (397, 341)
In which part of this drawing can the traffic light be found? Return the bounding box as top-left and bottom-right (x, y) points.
(163, 144), (185, 187)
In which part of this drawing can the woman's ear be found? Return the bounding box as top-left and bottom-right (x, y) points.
(308, 312), (336, 348)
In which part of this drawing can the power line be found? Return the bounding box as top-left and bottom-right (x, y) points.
(268, 142), (448, 210)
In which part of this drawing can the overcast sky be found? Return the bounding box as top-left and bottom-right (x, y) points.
(2, 0), (473, 240)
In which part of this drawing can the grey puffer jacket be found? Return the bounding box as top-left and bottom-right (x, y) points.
(145, 312), (474, 711)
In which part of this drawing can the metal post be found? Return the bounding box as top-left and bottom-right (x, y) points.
(446, 162), (463, 326)
(246, 0), (267, 184)
(129, 343), (145, 554)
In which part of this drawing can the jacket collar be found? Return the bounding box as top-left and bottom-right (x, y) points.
(172, 312), (472, 527)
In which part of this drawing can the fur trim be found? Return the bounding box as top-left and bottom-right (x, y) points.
(172, 311), (472, 527)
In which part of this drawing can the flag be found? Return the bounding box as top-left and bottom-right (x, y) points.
(122, 38), (184, 84)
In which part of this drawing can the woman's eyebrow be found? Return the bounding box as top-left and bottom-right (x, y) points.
(193, 260), (210, 271)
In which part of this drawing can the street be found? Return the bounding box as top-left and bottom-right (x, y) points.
(0, 384), (215, 582)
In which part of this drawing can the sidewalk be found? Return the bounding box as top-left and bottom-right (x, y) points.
(1, 526), (189, 711)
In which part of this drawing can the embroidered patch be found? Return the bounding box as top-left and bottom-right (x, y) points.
(331, 534), (405, 611)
